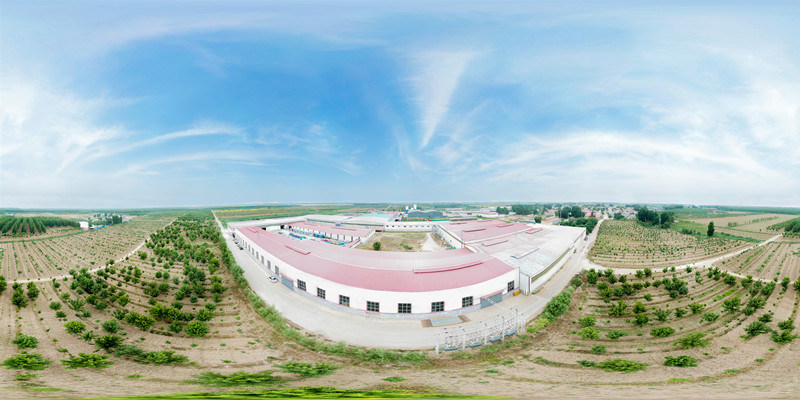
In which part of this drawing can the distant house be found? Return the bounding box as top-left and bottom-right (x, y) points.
(79, 221), (89, 230)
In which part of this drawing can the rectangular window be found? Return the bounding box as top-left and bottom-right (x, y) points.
(462, 296), (473, 308)
(508, 280), (515, 292)
(431, 301), (444, 312)
(297, 280), (306, 291)
(267, 260), (271, 270)
(367, 301), (380, 312)
(275, 266), (280, 276)
(398, 303), (412, 313)
(339, 295), (350, 307)
(317, 288), (326, 299)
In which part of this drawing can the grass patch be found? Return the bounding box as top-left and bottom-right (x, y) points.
(73, 386), (477, 399)
(62, 353), (114, 369)
(595, 359), (647, 373)
(276, 362), (340, 378)
(186, 371), (282, 387)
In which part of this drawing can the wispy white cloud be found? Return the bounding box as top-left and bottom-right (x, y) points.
(115, 151), (263, 176)
(253, 123), (362, 175)
(406, 51), (476, 148)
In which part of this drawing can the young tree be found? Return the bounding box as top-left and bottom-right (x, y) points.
(707, 221), (715, 237)
(372, 242), (381, 251)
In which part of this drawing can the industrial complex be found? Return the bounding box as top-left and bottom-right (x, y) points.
(231, 213), (586, 318)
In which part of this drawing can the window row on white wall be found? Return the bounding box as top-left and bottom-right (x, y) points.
(237, 233), (518, 315)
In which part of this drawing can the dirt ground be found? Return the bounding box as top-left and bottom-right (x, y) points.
(2, 216), (800, 400)
(357, 231), (443, 252)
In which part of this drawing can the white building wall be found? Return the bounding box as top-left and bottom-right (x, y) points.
(432, 225), (464, 249)
(237, 230), (518, 315)
(384, 221), (434, 232)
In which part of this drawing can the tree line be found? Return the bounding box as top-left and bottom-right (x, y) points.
(635, 206), (675, 228)
(0, 215), (79, 235)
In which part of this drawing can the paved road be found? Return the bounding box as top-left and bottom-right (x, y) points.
(218, 217), (602, 350)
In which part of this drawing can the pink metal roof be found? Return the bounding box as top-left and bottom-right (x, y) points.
(438, 220), (535, 243)
(238, 227), (514, 292)
(288, 221), (371, 239)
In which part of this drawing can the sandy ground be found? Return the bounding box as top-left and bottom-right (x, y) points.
(2, 217), (800, 400)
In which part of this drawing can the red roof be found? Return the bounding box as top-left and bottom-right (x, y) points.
(238, 227), (514, 292)
(438, 220), (534, 243)
(288, 221), (371, 239)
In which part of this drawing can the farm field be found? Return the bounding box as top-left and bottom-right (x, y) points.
(714, 241), (800, 281)
(213, 204), (388, 226)
(472, 266), (800, 390)
(1, 211), (799, 400)
(589, 220), (751, 268)
(688, 213), (793, 241)
(0, 215), (173, 282)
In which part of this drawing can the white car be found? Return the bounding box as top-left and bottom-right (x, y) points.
(268, 276), (278, 283)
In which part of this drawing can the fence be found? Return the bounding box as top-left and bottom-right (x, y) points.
(434, 309), (523, 353)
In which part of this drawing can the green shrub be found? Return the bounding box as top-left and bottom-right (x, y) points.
(383, 376), (406, 382)
(578, 327), (600, 340)
(49, 301), (62, 311)
(632, 301), (646, 314)
(276, 361), (340, 378)
(591, 345), (607, 354)
(542, 288), (574, 321)
(650, 327), (675, 338)
(102, 319), (121, 334)
(664, 355), (698, 367)
(674, 332), (709, 349)
(571, 277), (583, 288)
(2, 352), (51, 370)
(744, 321), (770, 338)
(609, 300), (627, 317)
(12, 334), (39, 349)
(758, 314), (773, 323)
(606, 330), (628, 340)
(633, 313), (650, 327)
(187, 371), (281, 387)
(61, 353), (113, 369)
(771, 329), (798, 344)
(95, 335), (123, 351)
(702, 312), (719, 322)
(577, 360), (597, 367)
(777, 318), (795, 331)
(595, 359), (647, 373)
(185, 321), (210, 337)
(688, 302), (705, 314)
(577, 316), (596, 328)
(653, 307), (670, 322)
(64, 321), (86, 335)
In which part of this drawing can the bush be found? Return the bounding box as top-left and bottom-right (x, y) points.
(777, 318), (795, 331)
(49, 301), (62, 311)
(542, 288), (574, 321)
(653, 307), (670, 322)
(61, 353), (113, 369)
(595, 359), (647, 373)
(606, 330), (628, 340)
(650, 327), (676, 338)
(689, 303), (705, 314)
(187, 371), (281, 387)
(723, 296), (741, 313)
(578, 327), (600, 340)
(758, 314), (774, 323)
(195, 308), (213, 322)
(674, 307), (687, 318)
(744, 321), (770, 338)
(95, 335), (123, 351)
(674, 332), (709, 349)
(633, 313), (650, 327)
(12, 334), (39, 349)
(276, 361), (340, 378)
(632, 301), (646, 314)
(609, 300), (627, 317)
(65, 321), (86, 335)
(102, 319), (121, 334)
(771, 329), (798, 345)
(570, 277), (583, 288)
(591, 345), (607, 354)
(664, 355), (698, 367)
(124, 312), (156, 331)
(577, 360), (597, 367)
(168, 321), (184, 333)
(702, 312), (719, 322)
(2, 352), (51, 370)
(577, 316), (596, 328)
(185, 321), (210, 337)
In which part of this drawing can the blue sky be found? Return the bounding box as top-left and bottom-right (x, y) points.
(1, 1), (799, 208)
